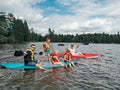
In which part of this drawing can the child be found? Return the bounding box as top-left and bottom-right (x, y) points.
(69, 44), (84, 56)
(41, 38), (52, 64)
(64, 49), (75, 67)
(51, 50), (64, 66)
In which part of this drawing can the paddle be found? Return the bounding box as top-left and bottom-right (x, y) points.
(58, 44), (65, 46)
(14, 51), (24, 56)
(14, 51), (43, 56)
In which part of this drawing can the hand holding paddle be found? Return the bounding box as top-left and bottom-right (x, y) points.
(39, 52), (43, 55)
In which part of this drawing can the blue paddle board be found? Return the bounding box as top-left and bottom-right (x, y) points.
(0, 61), (77, 69)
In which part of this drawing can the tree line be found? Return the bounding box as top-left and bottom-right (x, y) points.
(0, 12), (42, 43)
(47, 28), (120, 43)
(0, 12), (120, 44)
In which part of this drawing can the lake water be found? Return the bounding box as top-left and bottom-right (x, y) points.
(0, 42), (120, 90)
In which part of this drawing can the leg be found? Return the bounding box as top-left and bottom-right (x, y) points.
(47, 49), (51, 63)
(47, 54), (51, 64)
(78, 52), (84, 56)
(36, 59), (48, 70)
(36, 62), (44, 69)
(27, 62), (36, 66)
(65, 61), (72, 67)
(41, 54), (45, 64)
(59, 62), (65, 66)
(54, 62), (65, 66)
(70, 61), (75, 67)
(69, 63), (72, 67)
(64, 60), (69, 67)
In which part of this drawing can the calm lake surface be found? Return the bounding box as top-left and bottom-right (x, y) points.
(0, 42), (120, 90)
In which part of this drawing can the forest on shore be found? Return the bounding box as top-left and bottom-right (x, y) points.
(0, 12), (120, 44)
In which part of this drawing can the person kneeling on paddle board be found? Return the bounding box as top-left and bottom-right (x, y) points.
(69, 44), (84, 56)
(51, 50), (64, 66)
(24, 44), (43, 69)
(64, 49), (75, 67)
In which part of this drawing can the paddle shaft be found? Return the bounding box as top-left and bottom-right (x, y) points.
(14, 51), (43, 56)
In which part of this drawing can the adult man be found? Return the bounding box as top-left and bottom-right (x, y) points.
(24, 44), (42, 69)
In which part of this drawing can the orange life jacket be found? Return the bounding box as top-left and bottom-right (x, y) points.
(64, 53), (72, 60)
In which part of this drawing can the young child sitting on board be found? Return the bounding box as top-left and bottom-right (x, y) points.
(51, 50), (65, 66)
(64, 49), (75, 67)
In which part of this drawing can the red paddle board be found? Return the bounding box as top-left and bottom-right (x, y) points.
(57, 53), (101, 59)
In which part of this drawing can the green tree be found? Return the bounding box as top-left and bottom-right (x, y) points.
(12, 19), (24, 43)
(23, 20), (30, 41)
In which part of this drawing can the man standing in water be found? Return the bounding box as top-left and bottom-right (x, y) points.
(41, 38), (52, 64)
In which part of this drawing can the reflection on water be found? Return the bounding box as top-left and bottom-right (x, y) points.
(0, 43), (120, 90)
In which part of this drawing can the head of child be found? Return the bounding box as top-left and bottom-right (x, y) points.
(71, 45), (74, 49)
(65, 49), (70, 55)
(46, 38), (51, 43)
(54, 50), (58, 54)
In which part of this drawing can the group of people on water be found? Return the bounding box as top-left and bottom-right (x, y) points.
(24, 38), (83, 69)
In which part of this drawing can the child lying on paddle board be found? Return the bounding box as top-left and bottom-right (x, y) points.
(51, 50), (65, 66)
(64, 49), (75, 67)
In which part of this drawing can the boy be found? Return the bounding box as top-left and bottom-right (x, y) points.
(41, 38), (52, 64)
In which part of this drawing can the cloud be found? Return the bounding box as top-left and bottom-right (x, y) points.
(0, 0), (120, 35)
(55, 0), (120, 34)
(58, 18), (112, 34)
(0, 0), (45, 27)
(60, 22), (80, 30)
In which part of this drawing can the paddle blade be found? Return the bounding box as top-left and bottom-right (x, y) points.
(39, 51), (43, 55)
(14, 51), (24, 56)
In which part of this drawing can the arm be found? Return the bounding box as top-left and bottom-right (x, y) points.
(76, 45), (79, 48)
(69, 56), (72, 61)
(34, 52), (38, 55)
(64, 55), (70, 62)
(40, 42), (44, 50)
(24, 51), (32, 62)
(54, 56), (60, 61)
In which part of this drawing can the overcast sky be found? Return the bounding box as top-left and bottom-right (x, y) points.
(0, 0), (120, 35)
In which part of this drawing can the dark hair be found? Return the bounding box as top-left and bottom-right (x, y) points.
(64, 49), (70, 54)
(31, 44), (36, 47)
(71, 44), (74, 47)
(45, 37), (50, 41)
(67, 49), (70, 53)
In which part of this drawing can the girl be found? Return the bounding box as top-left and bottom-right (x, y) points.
(64, 49), (75, 67)
(51, 50), (64, 66)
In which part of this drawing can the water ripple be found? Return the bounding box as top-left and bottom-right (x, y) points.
(0, 43), (120, 90)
